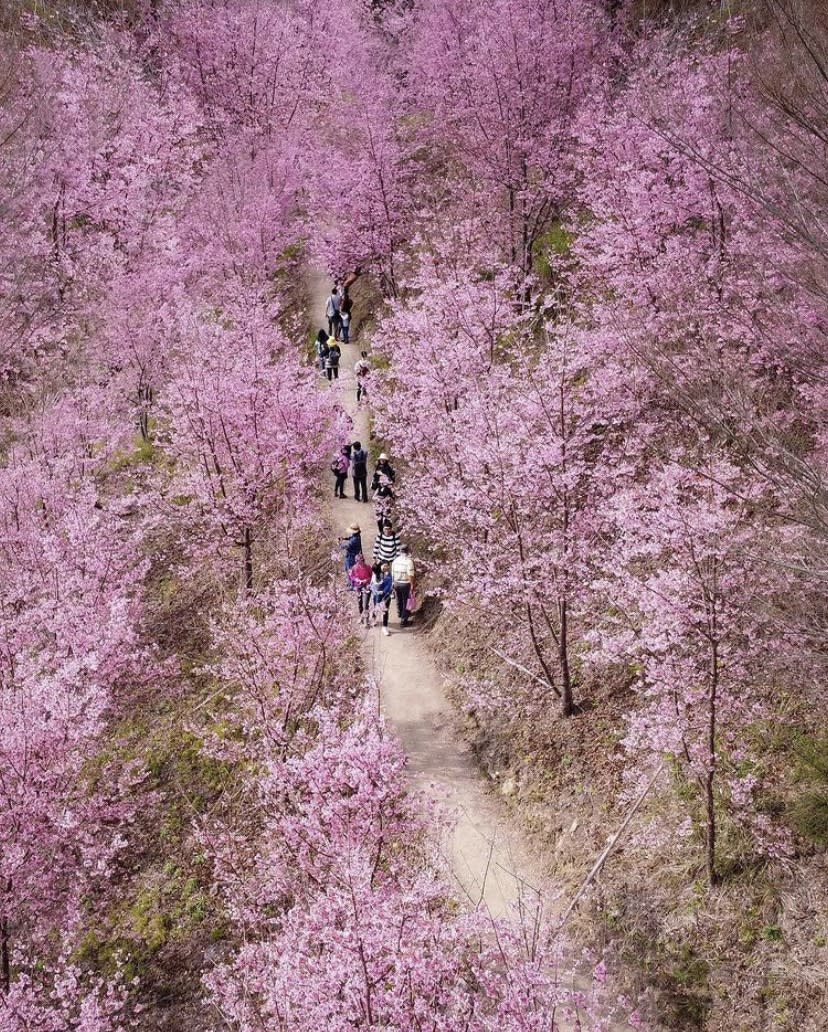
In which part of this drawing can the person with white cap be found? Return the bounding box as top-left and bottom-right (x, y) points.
(372, 470), (395, 534)
(370, 452), (396, 491)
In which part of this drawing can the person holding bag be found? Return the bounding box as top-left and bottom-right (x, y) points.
(390, 544), (416, 628)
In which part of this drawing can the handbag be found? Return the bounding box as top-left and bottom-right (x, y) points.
(405, 588), (417, 613)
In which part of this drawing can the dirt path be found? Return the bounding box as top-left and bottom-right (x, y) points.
(309, 270), (545, 919)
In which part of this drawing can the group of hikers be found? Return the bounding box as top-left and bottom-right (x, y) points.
(321, 278), (417, 635)
(314, 282), (354, 381)
(339, 511), (416, 635)
(316, 283), (374, 402)
(334, 449), (416, 634)
(331, 447), (395, 528)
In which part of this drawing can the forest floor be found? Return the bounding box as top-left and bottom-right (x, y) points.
(308, 268), (548, 920)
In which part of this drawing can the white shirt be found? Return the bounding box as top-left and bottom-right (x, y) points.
(391, 554), (415, 585)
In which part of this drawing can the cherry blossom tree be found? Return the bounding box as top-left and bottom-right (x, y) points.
(0, 445), (145, 1007)
(400, 0), (606, 283)
(369, 259), (634, 717)
(164, 297), (341, 590)
(204, 703), (629, 1030)
(592, 456), (792, 883)
(303, 1), (418, 296)
(208, 580), (348, 758)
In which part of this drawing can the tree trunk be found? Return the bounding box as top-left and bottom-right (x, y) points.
(243, 526), (253, 594)
(1, 880), (11, 994)
(559, 597), (574, 717)
(557, 376), (575, 718)
(138, 383), (153, 441)
(525, 601), (559, 702)
(705, 636), (719, 885)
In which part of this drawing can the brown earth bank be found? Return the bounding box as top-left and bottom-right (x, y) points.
(421, 605), (828, 1030)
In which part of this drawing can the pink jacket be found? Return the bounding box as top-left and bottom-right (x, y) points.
(348, 559), (372, 589)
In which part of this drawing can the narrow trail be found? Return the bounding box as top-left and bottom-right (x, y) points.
(309, 270), (546, 920)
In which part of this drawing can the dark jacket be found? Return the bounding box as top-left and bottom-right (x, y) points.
(342, 532), (363, 568)
(372, 461), (396, 488)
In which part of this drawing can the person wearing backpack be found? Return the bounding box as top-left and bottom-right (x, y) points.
(351, 440), (369, 502)
(325, 339), (341, 381)
(330, 446), (350, 498)
(315, 329), (330, 376)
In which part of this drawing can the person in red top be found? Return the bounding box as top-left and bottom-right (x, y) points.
(347, 554), (373, 625)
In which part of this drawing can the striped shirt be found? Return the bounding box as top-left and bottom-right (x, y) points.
(373, 530), (400, 563)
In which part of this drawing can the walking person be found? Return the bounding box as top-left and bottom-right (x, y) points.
(373, 519), (400, 564)
(354, 351), (370, 406)
(340, 523), (363, 573)
(325, 287), (341, 339)
(340, 289), (353, 343)
(372, 472), (395, 534)
(325, 339), (341, 381)
(316, 329), (330, 376)
(370, 561), (393, 636)
(331, 446), (350, 498)
(348, 553), (373, 625)
(351, 440), (369, 502)
(391, 544), (416, 628)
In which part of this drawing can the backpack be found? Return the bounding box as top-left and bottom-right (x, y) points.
(352, 448), (368, 473)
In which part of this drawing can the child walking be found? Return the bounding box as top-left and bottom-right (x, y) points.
(370, 562), (393, 636)
(348, 554), (373, 624)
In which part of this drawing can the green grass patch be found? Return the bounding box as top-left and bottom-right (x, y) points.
(105, 433), (159, 473)
(532, 221), (575, 280)
(784, 731), (828, 846)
